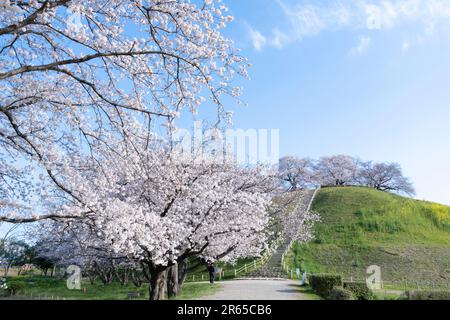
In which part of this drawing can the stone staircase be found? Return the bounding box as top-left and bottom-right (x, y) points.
(243, 189), (318, 280)
(245, 240), (291, 279)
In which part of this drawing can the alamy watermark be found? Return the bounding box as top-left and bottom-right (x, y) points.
(171, 121), (280, 166)
(66, 265), (81, 290)
(366, 265), (382, 290)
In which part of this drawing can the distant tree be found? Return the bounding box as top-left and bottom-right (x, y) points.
(0, 238), (29, 276)
(277, 153), (416, 196)
(315, 155), (359, 186)
(278, 156), (315, 190)
(32, 256), (54, 277)
(359, 162), (415, 195)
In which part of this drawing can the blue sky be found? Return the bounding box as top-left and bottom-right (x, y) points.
(211, 0), (450, 205)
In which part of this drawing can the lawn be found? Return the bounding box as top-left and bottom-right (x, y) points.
(311, 186), (450, 246)
(297, 286), (323, 300)
(1, 275), (222, 300)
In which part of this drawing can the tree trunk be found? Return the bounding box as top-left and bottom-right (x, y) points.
(178, 260), (188, 288)
(149, 269), (167, 300)
(122, 268), (129, 286)
(140, 262), (151, 282)
(167, 264), (180, 299)
(131, 270), (143, 288)
(98, 267), (108, 284)
(4, 263), (11, 277)
(86, 267), (97, 284)
(107, 268), (114, 284)
(89, 273), (96, 285)
(113, 266), (122, 285)
(115, 268), (129, 286)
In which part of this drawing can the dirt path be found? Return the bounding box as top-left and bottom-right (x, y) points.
(198, 279), (311, 300)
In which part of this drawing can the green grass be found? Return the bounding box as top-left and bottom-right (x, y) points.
(297, 286), (323, 300)
(173, 282), (221, 300)
(2, 275), (221, 300)
(286, 187), (450, 289)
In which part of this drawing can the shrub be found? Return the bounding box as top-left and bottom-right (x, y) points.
(0, 278), (8, 297)
(6, 281), (26, 296)
(328, 286), (354, 300)
(343, 282), (374, 300)
(405, 291), (450, 300)
(308, 274), (342, 298)
(313, 235), (324, 244)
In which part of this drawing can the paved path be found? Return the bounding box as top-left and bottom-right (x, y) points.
(198, 280), (310, 300)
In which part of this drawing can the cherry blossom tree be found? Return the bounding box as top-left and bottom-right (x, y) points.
(278, 156), (315, 190)
(29, 138), (277, 299)
(0, 238), (29, 276)
(0, 0), (248, 223)
(359, 161), (415, 195)
(279, 154), (415, 196)
(315, 155), (359, 186)
(34, 221), (137, 282)
(274, 190), (320, 243)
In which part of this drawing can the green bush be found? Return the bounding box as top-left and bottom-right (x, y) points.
(405, 291), (450, 300)
(328, 286), (354, 300)
(0, 278), (7, 297)
(0, 289), (8, 298)
(343, 282), (374, 300)
(308, 274), (342, 298)
(6, 281), (26, 296)
(313, 235), (324, 244)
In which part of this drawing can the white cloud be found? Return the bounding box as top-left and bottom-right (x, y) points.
(248, 0), (450, 52)
(270, 28), (291, 49)
(365, 2), (398, 30)
(351, 36), (371, 55)
(248, 27), (267, 52)
(274, 0), (351, 43)
(401, 40), (410, 53)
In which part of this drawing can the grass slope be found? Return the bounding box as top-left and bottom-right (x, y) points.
(287, 187), (450, 289)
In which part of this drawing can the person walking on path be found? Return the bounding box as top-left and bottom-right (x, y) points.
(207, 263), (216, 284)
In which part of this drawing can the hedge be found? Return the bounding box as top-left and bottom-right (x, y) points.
(405, 291), (450, 300)
(343, 282), (374, 300)
(6, 281), (27, 296)
(308, 274), (342, 298)
(328, 286), (354, 300)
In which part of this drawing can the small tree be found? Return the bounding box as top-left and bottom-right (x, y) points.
(315, 155), (359, 186)
(0, 239), (29, 276)
(278, 156), (315, 190)
(32, 256), (54, 277)
(359, 162), (415, 195)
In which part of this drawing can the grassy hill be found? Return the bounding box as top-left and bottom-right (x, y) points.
(286, 187), (450, 290)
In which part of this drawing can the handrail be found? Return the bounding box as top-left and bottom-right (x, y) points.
(281, 238), (295, 272)
(233, 236), (284, 277)
(307, 186), (321, 212)
(235, 187), (322, 279)
(281, 187), (321, 276)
